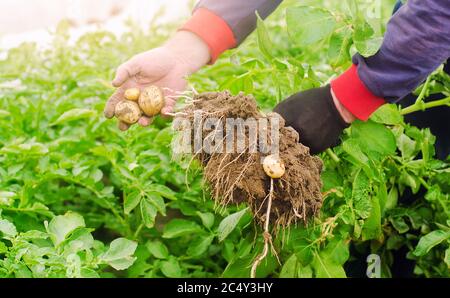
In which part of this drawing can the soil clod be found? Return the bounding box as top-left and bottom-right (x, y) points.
(177, 91), (323, 228)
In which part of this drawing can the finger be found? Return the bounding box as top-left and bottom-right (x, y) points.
(160, 106), (174, 118)
(104, 88), (124, 118)
(159, 80), (185, 118)
(138, 116), (153, 127)
(118, 121), (130, 131)
(112, 63), (138, 87)
(160, 94), (178, 118)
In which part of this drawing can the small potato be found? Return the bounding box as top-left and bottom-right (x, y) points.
(138, 85), (165, 117)
(262, 154), (285, 179)
(115, 100), (142, 124)
(124, 88), (140, 101)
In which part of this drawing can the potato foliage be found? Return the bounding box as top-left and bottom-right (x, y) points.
(0, 0), (448, 277)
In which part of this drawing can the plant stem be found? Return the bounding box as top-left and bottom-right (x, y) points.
(326, 148), (340, 163)
(1, 206), (53, 217)
(133, 223), (144, 240)
(401, 97), (450, 115)
(418, 177), (430, 190)
(415, 76), (432, 104)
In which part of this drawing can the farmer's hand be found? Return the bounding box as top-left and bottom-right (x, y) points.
(104, 31), (210, 131)
(274, 85), (356, 154)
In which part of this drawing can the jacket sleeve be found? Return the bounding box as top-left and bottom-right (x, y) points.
(181, 0), (282, 62)
(331, 0), (450, 120)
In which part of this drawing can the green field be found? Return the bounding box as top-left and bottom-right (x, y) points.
(0, 0), (449, 278)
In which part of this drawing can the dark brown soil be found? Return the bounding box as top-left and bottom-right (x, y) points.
(178, 91), (323, 227)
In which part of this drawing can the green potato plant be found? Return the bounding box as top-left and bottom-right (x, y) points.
(0, 0), (448, 278)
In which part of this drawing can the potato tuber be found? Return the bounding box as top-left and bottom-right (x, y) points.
(262, 154), (285, 179)
(138, 85), (165, 116)
(124, 88), (140, 101)
(114, 100), (142, 124)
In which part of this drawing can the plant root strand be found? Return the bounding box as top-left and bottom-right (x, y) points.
(251, 178), (279, 278)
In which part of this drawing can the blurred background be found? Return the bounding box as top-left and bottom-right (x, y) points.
(0, 0), (193, 49)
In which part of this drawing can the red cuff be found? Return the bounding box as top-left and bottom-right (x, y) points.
(180, 8), (236, 64)
(331, 65), (385, 121)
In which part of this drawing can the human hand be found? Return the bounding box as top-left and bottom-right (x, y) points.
(104, 31), (210, 131)
(274, 85), (355, 154)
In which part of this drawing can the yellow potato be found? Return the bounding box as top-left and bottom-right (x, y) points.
(262, 154), (285, 178)
(115, 100), (142, 124)
(138, 85), (165, 116)
(124, 88), (140, 101)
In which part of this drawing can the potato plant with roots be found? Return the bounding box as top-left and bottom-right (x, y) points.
(0, 0), (449, 278)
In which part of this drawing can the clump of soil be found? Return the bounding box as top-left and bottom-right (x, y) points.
(177, 91), (323, 227)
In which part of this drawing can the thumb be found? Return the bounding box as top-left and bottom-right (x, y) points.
(112, 63), (138, 87)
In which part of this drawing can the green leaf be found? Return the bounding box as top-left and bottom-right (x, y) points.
(351, 120), (396, 156)
(196, 211), (215, 229)
(72, 165), (89, 176)
(222, 250), (277, 278)
(352, 170), (372, 219)
(222, 240), (235, 263)
(321, 169), (343, 192)
(297, 265), (313, 278)
(124, 190), (142, 215)
(51, 108), (96, 125)
(1, 142), (48, 155)
(187, 235), (214, 257)
(399, 171), (420, 194)
(342, 139), (370, 168)
(14, 264), (32, 278)
(147, 184), (177, 200)
(413, 230), (450, 256)
(0, 241), (7, 254)
(370, 104), (402, 125)
(322, 239), (349, 265)
(146, 241), (169, 259)
(397, 134), (417, 159)
(102, 238), (138, 260)
(377, 182), (388, 216)
(385, 187), (398, 210)
(255, 12), (273, 60)
(236, 238), (253, 259)
(312, 252), (346, 278)
(47, 212), (85, 246)
(391, 216), (409, 234)
(101, 238), (137, 270)
(217, 208), (249, 242)
(293, 242), (313, 265)
(160, 257), (182, 278)
(280, 254), (298, 278)
(0, 191), (16, 201)
(106, 258), (137, 271)
(140, 198), (157, 229)
(80, 268), (100, 278)
(0, 110), (11, 117)
(286, 6), (336, 45)
(386, 233), (404, 250)
(445, 247), (450, 267)
(362, 195), (382, 240)
(90, 168), (103, 183)
(328, 26), (352, 67)
(425, 185), (444, 202)
(352, 20), (382, 57)
(146, 193), (166, 216)
(64, 228), (94, 253)
(162, 219), (201, 239)
(0, 218), (17, 237)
